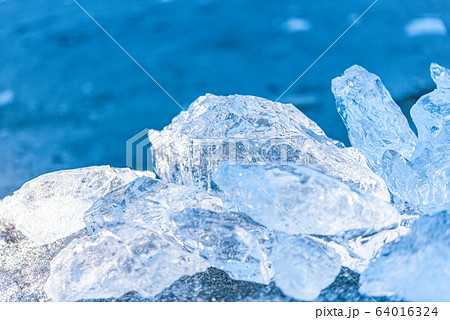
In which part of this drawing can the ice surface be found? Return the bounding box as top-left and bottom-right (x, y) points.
(1, 166), (155, 245)
(85, 176), (225, 242)
(333, 64), (449, 213)
(360, 212), (450, 301)
(168, 208), (340, 300)
(168, 208), (274, 284)
(332, 65), (417, 172)
(411, 63), (450, 154)
(317, 224), (411, 273)
(270, 233), (340, 301)
(381, 147), (449, 213)
(212, 163), (401, 236)
(44, 230), (209, 302)
(382, 64), (449, 212)
(149, 94), (390, 201)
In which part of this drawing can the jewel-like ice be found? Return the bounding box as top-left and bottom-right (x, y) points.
(44, 230), (209, 301)
(382, 147), (449, 213)
(149, 94), (390, 201)
(212, 163), (401, 236)
(1, 166), (155, 245)
(270, 233), (340, 301)
(331, 65), (417, 172)
(411, 63), (450, 154)
(168, 208), (274, 284)
(333, 64), (450, 213)
(360, 212), (450, 301)
(317, 224), (411, 273)
(85, 176), (225, 241)
(168, 208), (340, 300)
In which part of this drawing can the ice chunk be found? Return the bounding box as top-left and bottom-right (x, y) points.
(333, 64), (449, 212)
(168, 208), (274, 284)
(317, 224), (411, 273)
(271, 233), (340, 301)
(150, 94), (390, 201)
(85, 176), (225, 242)
(381, 147), (449, 213)
(405, 17), (447, 37)
(44, 230), (209, 301)
(332, 65), (417, 172)
(212, 163), (401, 236)
(360, 212), (450, 301)
(410, 63), (450, 154)
(2, 166), (155, 245)
(168, 207), (340, 300)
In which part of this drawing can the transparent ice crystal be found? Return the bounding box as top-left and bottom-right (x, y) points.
(1, 166), (155, 245)
(168, 208), (340, 300)
(411, 63), (450, 154)
(46, 177), (339, 301)
(149, 94), (390, 201)
(44, 230), (209, 302)
(212, 163), (401, 236)
(360, 211), (450, 301)
(333, 64), (450, 213)
(85, 176), (225, 242)
(168, 208), (275, 285)
(332, 65), (417, 172)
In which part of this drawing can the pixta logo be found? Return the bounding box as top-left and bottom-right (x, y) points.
(126, 128), (154, 171)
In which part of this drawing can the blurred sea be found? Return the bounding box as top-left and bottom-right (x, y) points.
(1, 0), (449, 197)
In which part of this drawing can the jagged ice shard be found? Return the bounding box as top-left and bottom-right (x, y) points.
(360, 212), (450, 301)
(332, 65), (417, 173)
(332, 64), (449, 213)
(167, 208), (341, 301)
(149, 94), (390, 201)
(1, 166), (155, 245)
(212, 163), (401, 236)
(44, 230), (209, 302)
(85, 176), (225, 242)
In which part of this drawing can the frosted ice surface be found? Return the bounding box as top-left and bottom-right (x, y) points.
(360, 212), (450, 301)
(1, 166), (155, 245)
(332, 65), (417, 172)
(44, 230), (209, 301)
(149, 94), (390, 201)
(168, 208), (340, 300)
(411, 63), (450, 154)
(85, 176), (225, 242)
(212, 163), (401, 236)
